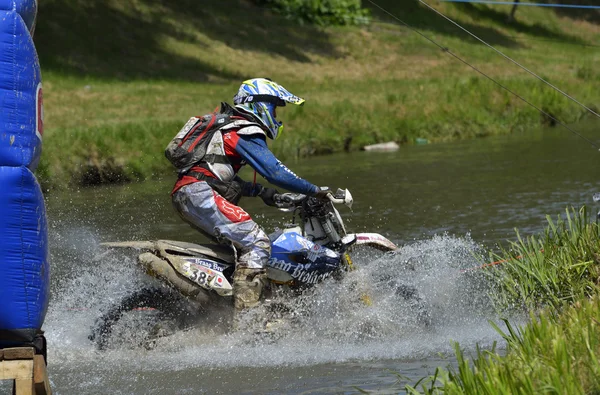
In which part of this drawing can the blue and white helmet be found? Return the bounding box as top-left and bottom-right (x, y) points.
(233, 78), (305, 139)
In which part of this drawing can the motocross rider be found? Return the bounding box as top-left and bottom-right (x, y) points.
(171, 78), (330, 313)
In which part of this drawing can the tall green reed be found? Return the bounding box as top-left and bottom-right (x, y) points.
(407, 296), (600, 394)
(485, 206), (600, 314)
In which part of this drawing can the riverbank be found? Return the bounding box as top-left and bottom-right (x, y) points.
(412, 296), (600, 394)
(410, 207), (600, 393)
(35, 0), (600, 189)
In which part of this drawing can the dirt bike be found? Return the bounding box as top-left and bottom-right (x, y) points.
(89, 189), (398, 349)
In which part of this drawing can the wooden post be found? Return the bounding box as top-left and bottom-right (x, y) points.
(0, 347), (51, 395)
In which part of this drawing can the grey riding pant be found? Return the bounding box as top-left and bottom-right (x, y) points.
(172, 181), (270, 269)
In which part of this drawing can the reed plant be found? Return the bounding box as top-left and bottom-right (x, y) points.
(402, 207), (600, 394)
(485, 206), (600, 314)
(406, 296), (600, 394)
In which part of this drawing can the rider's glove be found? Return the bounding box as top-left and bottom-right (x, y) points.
(258, 187), (279, 207)
(313, 187), (332, 201)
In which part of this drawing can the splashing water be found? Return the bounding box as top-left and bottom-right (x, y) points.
(44, 230), (503, 375)
(31, 219), (516, 395)
(215, 233), (500, 366)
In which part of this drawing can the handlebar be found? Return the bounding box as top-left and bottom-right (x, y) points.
(273, 193), (306, 208)
(273, 188), (353, 209)
(327, 194), (347, 205)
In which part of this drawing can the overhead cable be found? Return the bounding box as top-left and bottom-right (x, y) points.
(440, 0), (600, 9)
(420, 0), (600, 122)
(364, 0), (600, 150)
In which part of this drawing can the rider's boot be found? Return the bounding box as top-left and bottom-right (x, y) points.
(233, 267), (268, 311)
(233, 268), (287, 334)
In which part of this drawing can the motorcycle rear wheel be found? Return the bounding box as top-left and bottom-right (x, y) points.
(88, 286), (196, 350)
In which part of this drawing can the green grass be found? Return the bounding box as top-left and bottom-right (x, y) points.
(34, 0), (600, 188)
(407, 296), (600, 394)
(399, 206), (600, 394)
(485, 206), (600, 314)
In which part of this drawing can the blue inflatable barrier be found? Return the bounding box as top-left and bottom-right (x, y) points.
(0, 0), (49, 350)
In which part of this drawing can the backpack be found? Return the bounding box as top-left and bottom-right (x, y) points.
(165, 110), (234, 173)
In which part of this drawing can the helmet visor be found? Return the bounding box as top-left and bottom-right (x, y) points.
(233, 79), (305, 107)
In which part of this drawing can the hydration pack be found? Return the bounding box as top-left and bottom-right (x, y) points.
(165, 109), (234, 173)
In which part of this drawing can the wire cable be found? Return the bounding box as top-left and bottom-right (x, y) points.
(364, 0), (600, 150)
(420, 0), (600, 121)
(439, 0), (600, 9)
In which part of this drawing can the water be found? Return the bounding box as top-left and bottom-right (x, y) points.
(31, 127), (600, 394)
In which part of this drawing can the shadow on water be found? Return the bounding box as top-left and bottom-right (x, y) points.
(35, 0), (339, 81)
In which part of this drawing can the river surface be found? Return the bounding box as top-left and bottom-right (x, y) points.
(24, 126), (600, 394)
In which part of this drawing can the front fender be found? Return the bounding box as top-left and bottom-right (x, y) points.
(349, 233), (398, 251)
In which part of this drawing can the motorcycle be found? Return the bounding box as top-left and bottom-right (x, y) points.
(90, 189), (398, 349)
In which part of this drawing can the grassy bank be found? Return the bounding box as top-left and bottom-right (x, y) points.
(487, 207), (600, 314)
(406, 206), (600, 393)
(35, 0), (600, 188)
(411, 297), (600, 394)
